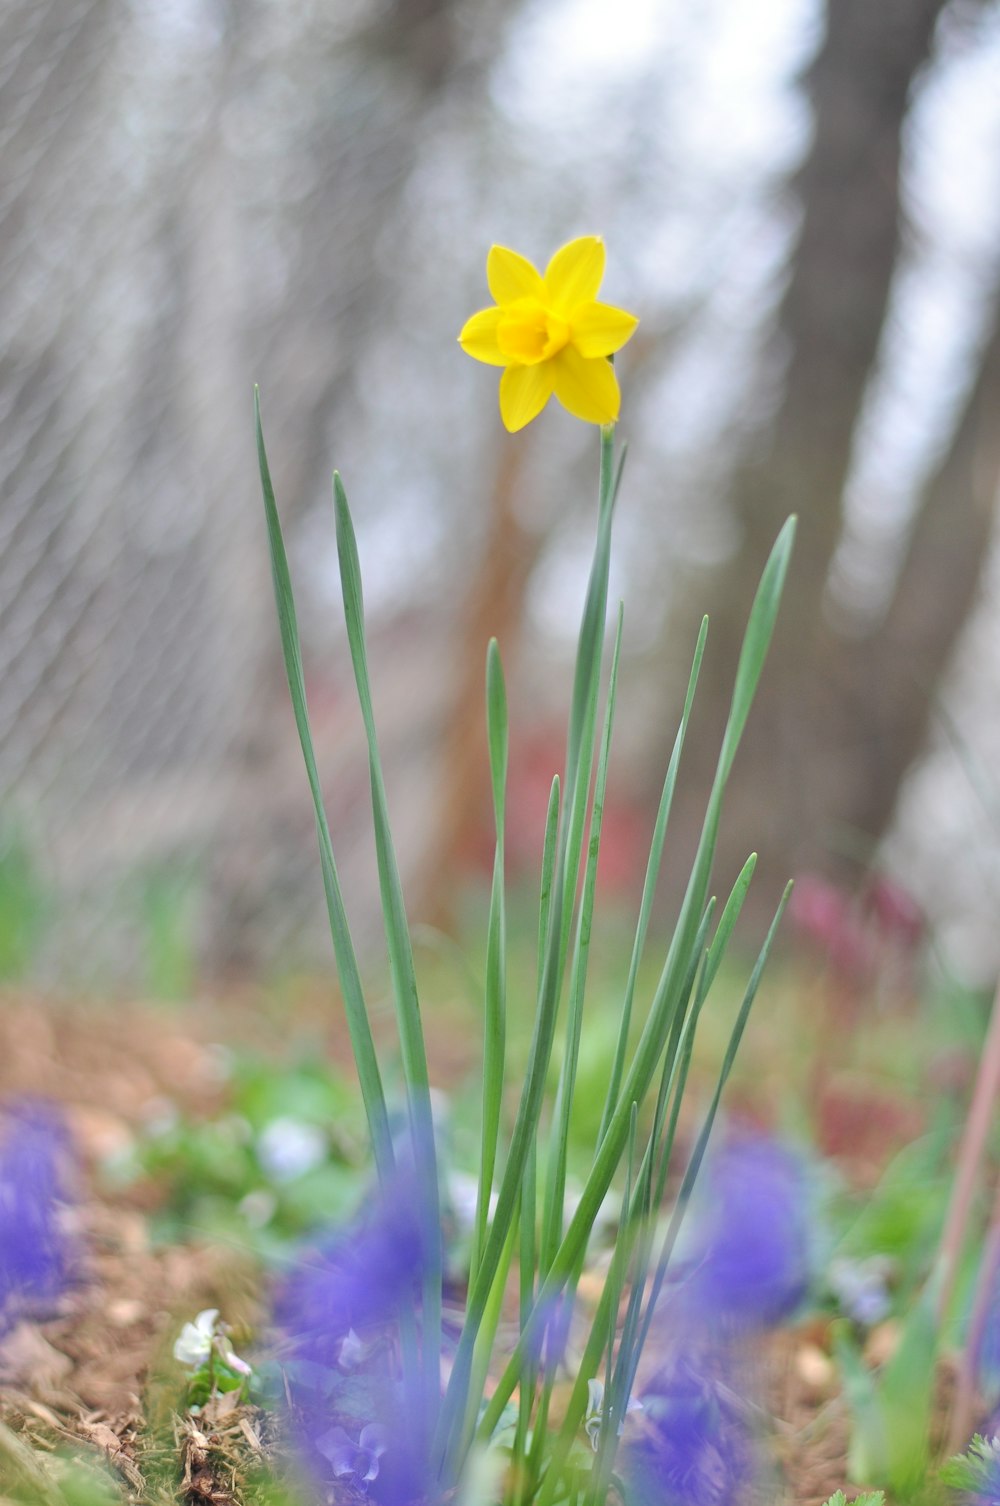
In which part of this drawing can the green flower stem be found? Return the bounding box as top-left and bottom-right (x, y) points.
(556, 426), (618, 963)
(541, 605), (624, 1278)
(440, 428), (621, 1471)
(471, 639), (509, 1292)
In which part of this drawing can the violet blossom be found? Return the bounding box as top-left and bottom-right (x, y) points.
(276, 1173), (437, 1505)
(620, 1352), (758, 1506)
(315, 1423), (388, 1489)
(276, 1175), (427, 1367)
(682, 1134), (813, 1330)
(0, 1099), (75, 1327)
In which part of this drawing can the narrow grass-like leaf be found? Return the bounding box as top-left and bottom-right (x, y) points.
(638, 898), (716, 1228)
(598, 615), (709, 1144)
(480, 892), (715, 1460)
(563, 427), (616, 793)
(255, 394), (393, 1179)
(537, 773), (561, 985)
(457, 1216), (518, 1465)
(699, 850), (758, 999)
(524, 605), (626, 1475)
(585, 524), (797, 1226)
(474, 525), (795, 1455)
(536, 884), (790, 1505)
(514, 1140), (538, 1479)
(331, 470), (441, 1420)
(645, 854), (756, 1215)
(532, 1214), (639, 1506)
(558, 426), (617, 957)
(0, 1422), (65, 1506)
(502, 755), (556, 1476)
(629, 880), (793, 1371)
(838, 1288), (937, 1492)
(471, 639), (508, 1287)
(444, 437), (623, 1468)
(588, 1103), (638, 1503)
(602, 905), (717, 1454)
(541, 605), (624, 1275)
(437, 777), (565, 1472)
(718, 515), (795, 783)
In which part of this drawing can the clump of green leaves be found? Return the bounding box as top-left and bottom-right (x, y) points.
(0, 1422), (119, 1506)
(256, 394), (795, 1501)
(941, 1433), (1000, 1498)
(111, 1052), (362, 1251)
(173, 1307), (254, 1410)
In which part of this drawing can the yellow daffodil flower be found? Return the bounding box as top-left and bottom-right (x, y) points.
(458, 236), (639, 433)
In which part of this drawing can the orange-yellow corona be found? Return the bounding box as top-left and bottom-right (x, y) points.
(459, 237), (638, 432)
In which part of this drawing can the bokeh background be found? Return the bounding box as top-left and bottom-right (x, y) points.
(3, 0), (1000, 990)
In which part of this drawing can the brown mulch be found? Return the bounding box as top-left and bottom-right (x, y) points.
(0, 988), (965, 1504)
(0, 991), (279, 1502)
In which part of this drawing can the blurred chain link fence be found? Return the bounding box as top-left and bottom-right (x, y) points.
(0, 0), (492, 987)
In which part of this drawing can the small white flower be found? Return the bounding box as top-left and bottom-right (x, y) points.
(220, 1340), (253, 1378)
(256, 1117), (327, 1182)
(337, 1327), (365, 1372)
(174, 1308), (219, 1368)
(173, 1308), (252, 1378)
(583, 1376), (642, 1450)
(585, 1378), (604, 1449)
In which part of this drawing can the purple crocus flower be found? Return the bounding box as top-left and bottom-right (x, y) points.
(276, 1173), (437, 1505)
(682, 1134), (812, 1330)
(620, 1352), (758, 1506)
(0, 1099), (75, 1327)
(276, 1174), (427, 1367)
(315, 1423), (388, 1489)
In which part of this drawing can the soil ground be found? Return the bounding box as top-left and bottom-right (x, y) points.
(0, 989), (959, 1505)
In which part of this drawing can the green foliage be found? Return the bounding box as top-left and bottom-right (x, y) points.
(834, 1131), (954, 1293)
(941, 1433), (1000, 1494)
(0, 817), (49, 981)
(113, 1051), (363, 1251)
(255, 395), (796, 1501)
(823, 1492), (887, 1506)
(182, 1355), (251, 1410)
(0, 1423), (119, 1506)
(836, 1288), (938, 1496)
(136, 862), (201, 1001)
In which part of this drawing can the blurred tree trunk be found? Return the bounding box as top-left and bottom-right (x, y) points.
(677, 0), (950, 906)
(833, 299), (1000, 847)
(419, 440), (539, 927)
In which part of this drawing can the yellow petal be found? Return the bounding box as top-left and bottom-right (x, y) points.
(459, 306), (508, 366)
(499, 362), (555, 432)
(552, 346), (620, 425)
(570, 301), (639, 358)
(544, 237), (605, 313)
(487, 245), (545, 306)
